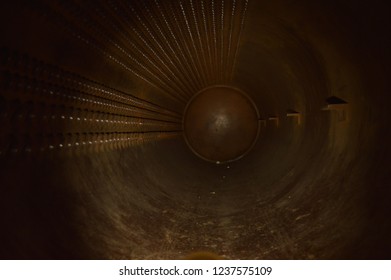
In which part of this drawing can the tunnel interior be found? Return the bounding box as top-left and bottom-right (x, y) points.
(0, 0), (391, 259)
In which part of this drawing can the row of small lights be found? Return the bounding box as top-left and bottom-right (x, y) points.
(12, 113), (180, 129)
(153, 0), (203, 91)
(143, 0), (200, 95)
(120, 1), (190, 100)
(1, 132), (179, 155)
(59, 0), (188, 103)
(70, 12), (182, 103)
(7, 55), (179, 117)
(13, 80), (171, 121)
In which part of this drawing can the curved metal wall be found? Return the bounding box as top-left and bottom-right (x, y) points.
(0, 0), (390, 259)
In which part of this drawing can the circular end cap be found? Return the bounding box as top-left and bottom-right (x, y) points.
(183, 86), (259, 163)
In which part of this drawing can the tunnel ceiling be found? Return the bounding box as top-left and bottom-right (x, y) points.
(0, 0), (391, 259)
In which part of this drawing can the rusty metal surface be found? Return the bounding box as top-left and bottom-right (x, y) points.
(0, 0), (391, 259)
(183, 86), (259, 163)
